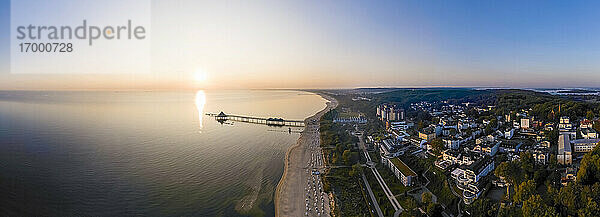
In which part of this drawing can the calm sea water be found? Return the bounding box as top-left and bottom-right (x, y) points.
(0, 90), (326, 217)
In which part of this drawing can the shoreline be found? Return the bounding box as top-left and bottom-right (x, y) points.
(275, 91), (338, 217)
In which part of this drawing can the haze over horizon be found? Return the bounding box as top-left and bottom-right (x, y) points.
(1, 0), (600, 90)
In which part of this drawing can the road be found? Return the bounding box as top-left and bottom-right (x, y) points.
(361, 172), (384, 217)
(448, 178), (463, 217)
(355, 130), (404, 215)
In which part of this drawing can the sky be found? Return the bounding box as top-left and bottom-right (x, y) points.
(1, 0), (600, 90)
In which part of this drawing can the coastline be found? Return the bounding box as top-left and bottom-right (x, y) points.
(275, 91), (338, 217)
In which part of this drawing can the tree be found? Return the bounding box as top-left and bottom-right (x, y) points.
(549, 154), (558, 169)
(519, 152), (535, 177)
(349, 163), (363, 177)
(342, 150), (352, 165)
(557, 183), (579, 212)
(515, 180), (536, 204)
(579, 197), (600, 217)
(577, 145), (600, 185)
(421, 192), (432, 204)
(522, 194), (558, 217)
(332, 152), (340, 164)
(431, 138), (444, 156)
(587, 110), (596, 120)
(335, 143), (344, 153)
(426, 203), (442, 216)
(466, 198), (498, 217)
(495, 161), (522, 186)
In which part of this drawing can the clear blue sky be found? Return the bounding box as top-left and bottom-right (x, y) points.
(0, 0), (8, 75)
(1, 0), (599, 89)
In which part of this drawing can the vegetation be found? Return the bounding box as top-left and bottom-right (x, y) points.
(375, 88), (495, 108)
(323, 88), (600, 216)
(465, 198), (498, 217)
(496, 145), (600, 217)
(319, 109), (370, 216)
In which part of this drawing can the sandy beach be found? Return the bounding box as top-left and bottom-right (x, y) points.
(275, 92), (338, 217)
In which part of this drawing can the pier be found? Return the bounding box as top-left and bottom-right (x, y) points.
(206, 112), (306, 127)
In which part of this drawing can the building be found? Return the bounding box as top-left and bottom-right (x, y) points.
(521, 118), (530, 129)
(383, 157), (417, 186)
(473, 141), (500, 156)
(571, 139), (600, 153)
(442, 149), (461, 164)
(559, 116), (573, 131)
(499, 141), (522, 153)
(389, 121), (414, 131)
(379, 139), (402, 157)
(531, 148), (550, 164)
(452, 157), (495, 204)
(377, 104), (404, 121)
(504, 128), (515, 139)
(580, 128), (598, 139)
(561, 168), (577, 186)
(558, 135), (572, 165)
(581, 119), (594, 129)
(443, 137), (461, 150)
(460, 152), (478, 166)
(334, 116), (367, 123)
(464, 157), (495, 183)
(419, 127), (437, 141)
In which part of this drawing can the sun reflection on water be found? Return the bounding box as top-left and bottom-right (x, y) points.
(195, 90), (206, 132)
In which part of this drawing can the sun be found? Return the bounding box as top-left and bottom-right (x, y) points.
(194, 68), (208, 83)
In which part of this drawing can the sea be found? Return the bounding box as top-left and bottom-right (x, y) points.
(0, 90), (327, 217)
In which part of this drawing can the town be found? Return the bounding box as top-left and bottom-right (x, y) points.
(317, 88), (600, 217)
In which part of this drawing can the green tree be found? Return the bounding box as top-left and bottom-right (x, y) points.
(335, 143), (344, 153)
(421, 192), (432, 204)
(557, 183), (579, 212)
(587, 110), (596, 120)
(522, 195), (558, 217)
(342, 149), (352, 165)
(515, 180), (536, 203)
(332, 152), (340, 164)
(577, 145), (600, 185)
(519, 152), (535, 177)
(549, 154), (558, 169)
(430, 138), (444, 156)
(495, 161), (522, 186)
(579, 197), (600, 217)
(426, 203), (442, 216)
(466, 198), (497, 217)
(349, 163), (363, 177)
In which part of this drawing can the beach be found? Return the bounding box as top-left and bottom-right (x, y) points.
(275, 92), (338, 217)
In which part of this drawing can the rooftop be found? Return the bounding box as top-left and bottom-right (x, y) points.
(390, 158), (417, 177)
(467, 156), (493, 173)
(558, 135), (572, 153)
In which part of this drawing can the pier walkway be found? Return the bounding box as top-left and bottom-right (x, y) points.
(206, 112), (306, 127)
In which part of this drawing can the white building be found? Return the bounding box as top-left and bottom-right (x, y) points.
(581, 128), (598, 139)
(571, 139), (600, 153)
(452, 157), (495, 204)
(521, 118), (530, 129)
(504, 128), (515, 139)
(559, 116), (573, 131)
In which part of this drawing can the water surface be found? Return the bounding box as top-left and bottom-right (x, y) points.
(0, 90), (326, 216)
